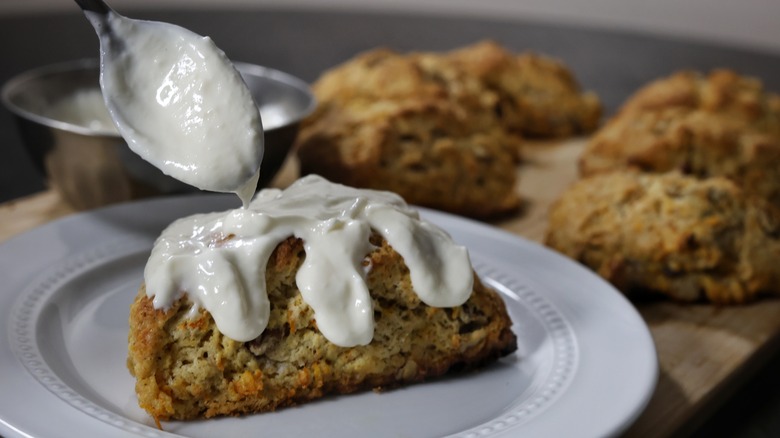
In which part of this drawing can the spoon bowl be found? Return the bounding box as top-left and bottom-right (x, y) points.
(75, 0), (268, 201)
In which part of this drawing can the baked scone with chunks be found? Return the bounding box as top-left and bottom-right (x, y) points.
(444, 40), (602, 138)
(296, 46), (522, 218)
(580, 70), (780, 204)
(308, 42), (601, 139)
(308, 47), (499, 127)
(296, 97), (523, 218)
(545, 171), (780, 304)
(617, 69), (780, 129)
(579, 108), (780, 204)
(295, 41), (600, 217)
(128, 176), (517, 422)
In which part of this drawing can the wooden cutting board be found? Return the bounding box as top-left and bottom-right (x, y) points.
(2, 139), (779, 437)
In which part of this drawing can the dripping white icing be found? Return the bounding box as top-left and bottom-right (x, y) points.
(144, 175), (474, 347)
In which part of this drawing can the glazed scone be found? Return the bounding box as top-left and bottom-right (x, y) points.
(128, 235), (517, 421)
(580, 70), (780, 204)
(296, 41), (600, 217)
(545, 171), (780, 304)
(128, 176), (517, 422)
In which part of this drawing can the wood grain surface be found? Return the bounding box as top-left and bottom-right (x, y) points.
(1, 139), (779, 437)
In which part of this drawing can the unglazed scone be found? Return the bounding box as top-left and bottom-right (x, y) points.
(127, 176), (517, 422)
(579, 70), (780, 204)
(444, 40), (601, 138)
(295, 96), (523, 218)
(545, 171), (780, 304)
(295, 41), (601, 218)
(296, 46), (522, 218)
(307, 41), (601, 139)
(616, 69), (780, 126)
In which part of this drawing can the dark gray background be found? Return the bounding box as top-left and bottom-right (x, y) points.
(1, 7), (779, 436)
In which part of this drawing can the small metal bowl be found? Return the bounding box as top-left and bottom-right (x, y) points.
(2, 59), (315, 210)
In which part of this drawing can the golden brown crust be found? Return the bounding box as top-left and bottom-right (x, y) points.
(580, 70), (780, 204)
(128, 236), (517, 421)
(295, 41), (601, 218)
(618, 70), (780, 129)
(545, 171), (780, 304)
(309, 42), (601, 139)
(445, 40), (602, 137)
(580, 108), (780, 204)
(296, 97), (523, 218)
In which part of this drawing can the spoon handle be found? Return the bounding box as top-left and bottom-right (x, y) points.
(74, 0), (123, 51)
(74, 0), (113, 15)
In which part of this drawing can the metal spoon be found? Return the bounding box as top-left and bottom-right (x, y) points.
(73, 0), (128, 58)
(73, 0), (264, 204)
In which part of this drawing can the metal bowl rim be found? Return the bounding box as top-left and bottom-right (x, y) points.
(1, 58), (316, 138)
(1, 59), (112, 137)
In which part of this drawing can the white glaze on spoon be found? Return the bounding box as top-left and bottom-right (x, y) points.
(79, 3), (263, 205)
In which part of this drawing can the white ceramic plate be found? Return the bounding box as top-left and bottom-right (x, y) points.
(0, 195), (657, 438)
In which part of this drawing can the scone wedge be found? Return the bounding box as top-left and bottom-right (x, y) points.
(128, 235), (517, 422)
(545, 171), (780, 304)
